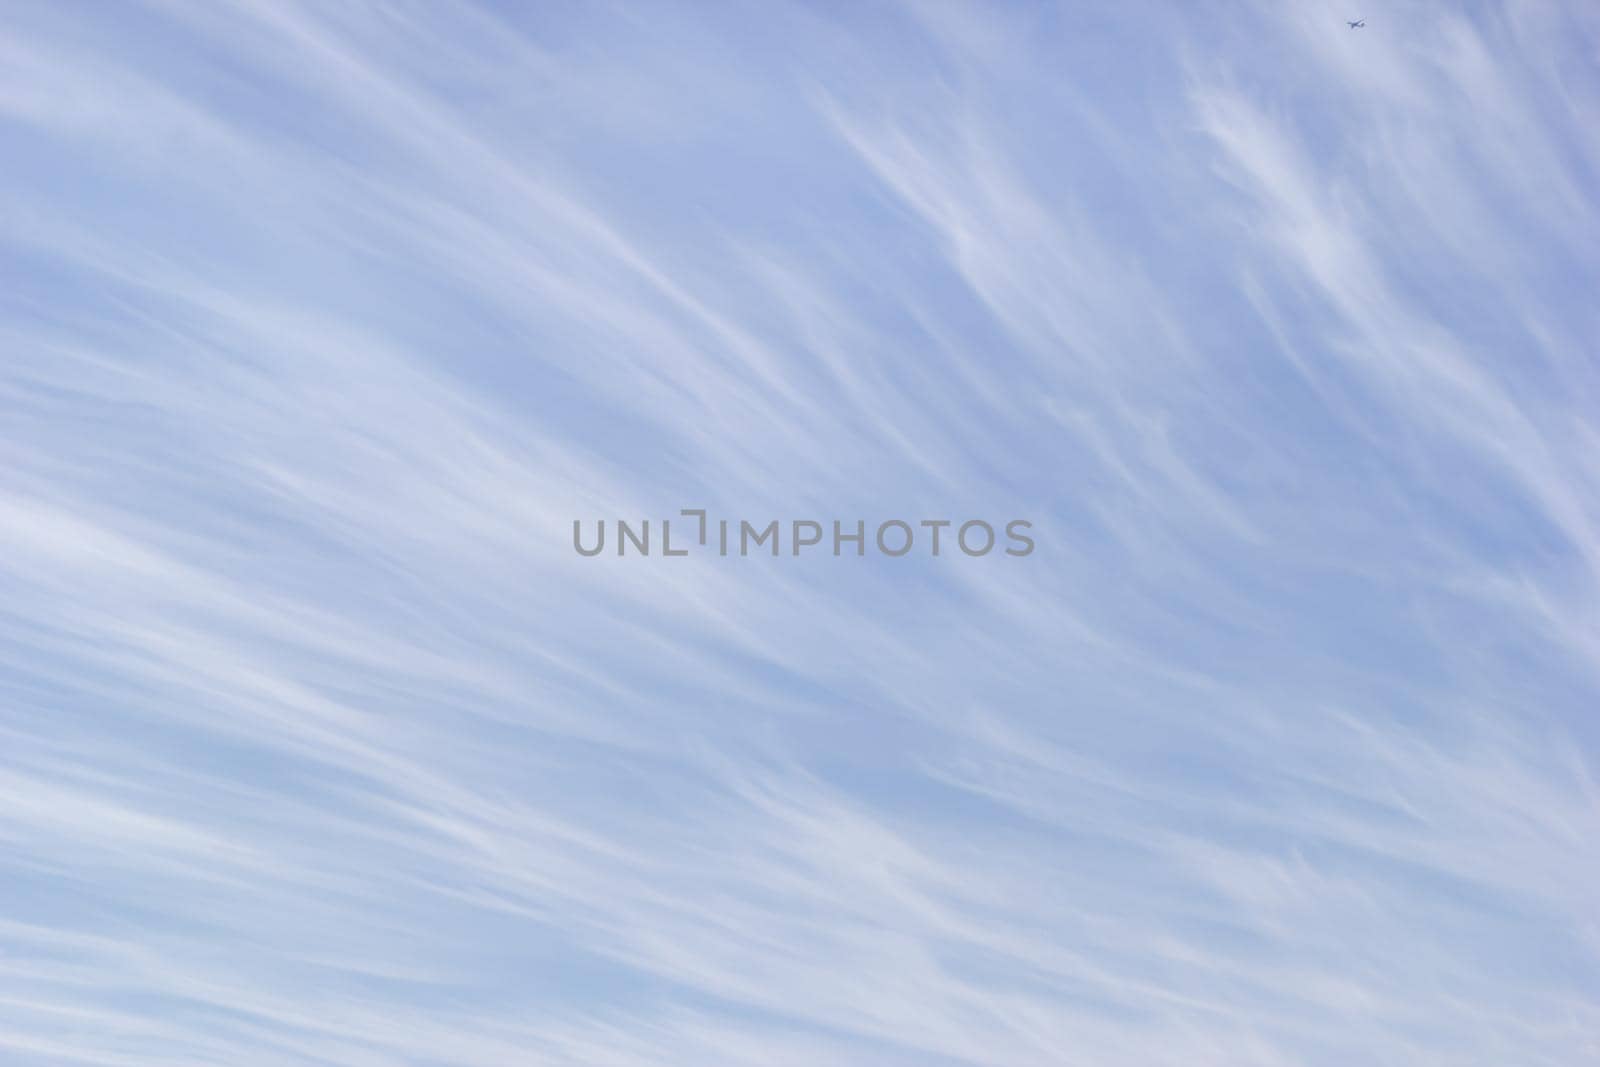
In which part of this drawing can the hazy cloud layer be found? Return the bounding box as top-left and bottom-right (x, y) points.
(1, 2), (1597, 1064)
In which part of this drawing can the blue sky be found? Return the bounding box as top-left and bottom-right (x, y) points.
(1, 1), (1598, 1064)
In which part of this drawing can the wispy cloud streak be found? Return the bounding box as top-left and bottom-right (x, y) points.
(1, 1), (1597, 1063)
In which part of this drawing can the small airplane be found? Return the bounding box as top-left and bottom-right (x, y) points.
(1347, 19), (1366, 28)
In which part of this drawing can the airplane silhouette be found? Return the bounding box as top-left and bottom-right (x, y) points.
(1347, 19), (1366, 28)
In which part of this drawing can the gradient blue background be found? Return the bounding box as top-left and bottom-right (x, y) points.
(2, 2), (1597, 1063)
